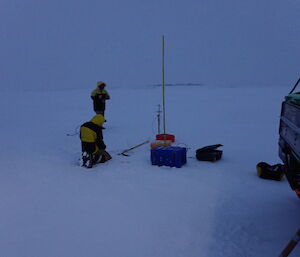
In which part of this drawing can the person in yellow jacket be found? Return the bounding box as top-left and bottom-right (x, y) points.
(91, 81), (110, 116)
(79, 114), (111, 168)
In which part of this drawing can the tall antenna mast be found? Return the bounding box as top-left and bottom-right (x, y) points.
(153, 35), (175, 146)
(162, 35), (166, 134)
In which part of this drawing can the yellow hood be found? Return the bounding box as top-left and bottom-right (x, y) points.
(91, 114), (105, 126)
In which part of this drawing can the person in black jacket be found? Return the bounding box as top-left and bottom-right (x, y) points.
(79, 114), (111, 168)
(90, 81), (110, 116)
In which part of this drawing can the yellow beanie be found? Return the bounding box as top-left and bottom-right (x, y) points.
(96, 81), (106, 87)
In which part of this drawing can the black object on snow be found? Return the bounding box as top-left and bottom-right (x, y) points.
(196, 144), (223, 162)
(256, 162), (284, 181)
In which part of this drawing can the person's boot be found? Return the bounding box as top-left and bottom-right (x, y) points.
(82, 152), (88, 167)
(99, 155), (106, 163)
(104, 151), (112, 161)
(99, 150), (112, 163)
(92, 154), (100, 165)
(86, 154), (93, 168)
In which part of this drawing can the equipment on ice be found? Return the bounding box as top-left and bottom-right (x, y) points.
(150, 140), (172, 149)
(278, 229), (300, 257)
(256, 162), (284, 181)
(154, 35), (175, 145)
(196, 144), (223, 162)
(278, 78), (300, 197)
(118, 140), (149, 156)
(151, 146), (187, 168)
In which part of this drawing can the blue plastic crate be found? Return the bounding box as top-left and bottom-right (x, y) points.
(151, 146), (187, 168)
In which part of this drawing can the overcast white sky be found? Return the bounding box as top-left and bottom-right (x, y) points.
(1, 0), (300, 90)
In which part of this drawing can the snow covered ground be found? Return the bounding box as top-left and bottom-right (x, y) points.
(0, 84), (299, 257)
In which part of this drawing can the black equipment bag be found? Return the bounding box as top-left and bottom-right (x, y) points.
(196, 144), (223, 162)
(256, 162), (284, 181)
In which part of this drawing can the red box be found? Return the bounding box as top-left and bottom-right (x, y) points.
(156, 134), (175, 142)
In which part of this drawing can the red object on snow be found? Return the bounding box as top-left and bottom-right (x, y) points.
(156, 134), (175, 142)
